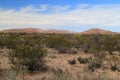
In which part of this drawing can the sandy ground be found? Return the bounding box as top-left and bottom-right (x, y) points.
(0, 48), (120, 80)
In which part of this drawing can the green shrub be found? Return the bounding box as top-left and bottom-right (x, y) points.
(102, 36), (120, 54)
(77, 57), (89, 64)
(88, 58), (102, 71)
(108, 55), (120, 71)
(68, 48), (78, 54)
(9, 43), (46, 72)
(44, 35), (73, 53)
(90, 51), (107, 59)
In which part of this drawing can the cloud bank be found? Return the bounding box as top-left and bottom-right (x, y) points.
(0, 4), (120, 32)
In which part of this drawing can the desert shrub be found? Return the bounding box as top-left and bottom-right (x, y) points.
(102, 36), (120, 54)
(68, 48), (78, 54)
(77, 57), (89, 64)
(74, 35), (120, 54)
(82, 71), (113, 80)
(0, 34), (10, 48)
(108, 55), (120, 71)
(48, 68), (113, 80)
(75, 35), (93, 53)
(90, 51), (107, 59)
(58, 48), (68, 53)
(0, 69), (26, 80)
(97, 52), (107, 59)
(0, 68), (3, 79)
(88, 57), (102, 71)
(111, 65), (118, 71)
(96, 72), (113, 80)
(68, 59), (76, 65)
(48, 68), (81, 80)
(9, 43), (46, 73)
(44, 35), (73, 53)
(0, 33), (45, 49)
(82, 72), (95, 80)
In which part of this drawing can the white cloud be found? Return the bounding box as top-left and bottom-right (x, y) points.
(19, 4), (49, 13)
(0, 4), (120, 31)
(39, 4), (48, 12)
(51, 5), (70, 13)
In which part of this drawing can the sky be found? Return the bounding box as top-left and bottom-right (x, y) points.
(0, 0), (120, 32)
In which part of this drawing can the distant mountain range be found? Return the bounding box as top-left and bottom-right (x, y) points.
(0, 28), (119, 35)
(0, 28), (73, 34)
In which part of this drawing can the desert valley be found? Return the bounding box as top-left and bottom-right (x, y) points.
(0, 28), (120, 80)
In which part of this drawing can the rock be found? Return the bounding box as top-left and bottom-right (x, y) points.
(112, 51), (120, 56)
(101, 61), (111, 69)
(48, 53), (57, 58)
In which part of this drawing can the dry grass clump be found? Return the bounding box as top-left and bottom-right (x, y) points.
(45, 68), (115, 80)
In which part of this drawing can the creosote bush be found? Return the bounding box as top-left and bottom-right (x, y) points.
(44, 35), (73, 53)
(77, 57), (89, 64)
(9, 43), (46, 73)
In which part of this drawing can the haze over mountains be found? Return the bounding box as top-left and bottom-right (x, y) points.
(0, 28), (119, 34)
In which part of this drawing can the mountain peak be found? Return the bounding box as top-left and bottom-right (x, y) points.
(82, 28), (117, 35)
(88, 28), (103, 30)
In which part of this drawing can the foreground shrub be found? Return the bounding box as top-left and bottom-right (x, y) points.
(0, 68), (3, 79)
(83, 72), (113, 80)
(108, 55), (120, 71)
(68, 59), (76, 65)
(77, 57), (89, 64)
(48, 68), (113, 80)
(48, 68), (80, 80)
(9, 43), (46, 73)
(88, 57), (102, 71)
(68, 48), (78, 54)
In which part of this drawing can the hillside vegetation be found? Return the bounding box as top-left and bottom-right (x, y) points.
(0, 33), (120, 80)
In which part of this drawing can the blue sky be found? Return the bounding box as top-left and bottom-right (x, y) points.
(1, 0), (120, 8)
(0, 0), (120, 32)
